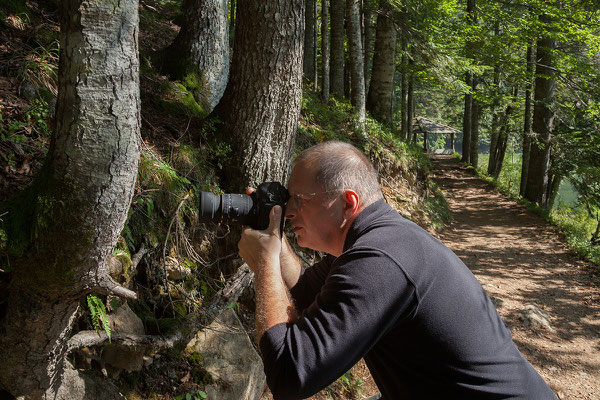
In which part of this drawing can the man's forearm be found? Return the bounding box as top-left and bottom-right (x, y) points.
(279, 235), (302, 289)
(255, 257), (296, 340)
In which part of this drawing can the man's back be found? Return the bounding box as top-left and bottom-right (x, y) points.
(261, 199), (555, 399)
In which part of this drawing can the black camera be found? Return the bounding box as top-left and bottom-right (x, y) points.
(198, 182), (290, 230)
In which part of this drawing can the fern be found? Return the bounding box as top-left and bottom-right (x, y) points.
(87, 294), (111, 343)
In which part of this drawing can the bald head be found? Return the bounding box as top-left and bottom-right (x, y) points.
(292, 141), (383, 208)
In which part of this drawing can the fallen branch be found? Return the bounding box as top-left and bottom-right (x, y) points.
(68, 262), (254, 353)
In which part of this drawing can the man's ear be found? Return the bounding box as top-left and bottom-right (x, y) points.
(342, 189), (360, 217)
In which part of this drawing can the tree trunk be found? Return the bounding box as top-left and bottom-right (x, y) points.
(520, 43), (535, 197)
(366, 2), (396, 125)
(347, 0), (366, 137)
(330, 0), (345, 99)
(163, 0), (229, 111)
(304, 0), (316, 84)
(0, 0), (140, 397)
(490, 87), (518, 180)
(363, 1), (373, 91)
(487, 111), (500, 175)
(230, 0), (236, 49)
(321, 0), (330, 101)
(408, 70), (415, 143)
(461, 0), (476, 164)
(400, 38), (408, 139)
(525, 29), (556, 205)
(211, 0), (304, 191)
(461, 71), (473, 164)
(545, 172), (561, 209)
(469, 93), (480, 169)
(313, 0), (319, 86)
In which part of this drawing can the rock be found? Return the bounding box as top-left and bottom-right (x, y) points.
(101, 303), (146, 377)
(108, 256), (123, 279)
(518, 303), (554, 332)
(490, 296), (504, 308)
(187, 309), (266, 400)
(166, 256), (192, 280)
(19, 81), (38, 99)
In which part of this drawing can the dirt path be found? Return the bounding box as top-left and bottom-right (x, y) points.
(430, 155), (600, 400)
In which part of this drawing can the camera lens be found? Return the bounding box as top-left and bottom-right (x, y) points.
(199, 192), (222, 222)
(198, 192), (256, 226)
(221, 194), (254, 225)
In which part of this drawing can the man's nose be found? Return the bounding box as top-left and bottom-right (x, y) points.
(285, 201), (297, 219)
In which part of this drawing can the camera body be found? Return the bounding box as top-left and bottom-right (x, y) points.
(199, 182), (289, 230)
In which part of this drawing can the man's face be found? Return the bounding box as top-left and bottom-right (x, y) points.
(285, 162), (345, 255)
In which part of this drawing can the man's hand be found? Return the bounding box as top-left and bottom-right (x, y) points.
(238, 205), (283, 275)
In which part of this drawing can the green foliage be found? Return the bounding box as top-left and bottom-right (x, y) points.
(87, 294), (111, 342)
(175, 390), (207, 400)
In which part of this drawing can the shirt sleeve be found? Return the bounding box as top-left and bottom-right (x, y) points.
(289, 254), (335, 312)
(260, 247), (418, 399)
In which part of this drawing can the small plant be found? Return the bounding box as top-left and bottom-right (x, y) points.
(87, 294), (111, 342)
(175, 390), (207, 400)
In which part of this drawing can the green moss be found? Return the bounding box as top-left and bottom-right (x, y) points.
(0, 167), (97, 296)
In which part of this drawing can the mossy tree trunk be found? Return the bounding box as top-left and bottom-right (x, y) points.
(0, 0), (140, 397)
(366, 1), (396, 126)
(163, 0), (229, 111)
(211, 0), (304, 191)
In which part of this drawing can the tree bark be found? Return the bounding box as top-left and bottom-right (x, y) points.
(0, 0), (140, 396)
(304, 0), (316, 84)
(525, 29), (556, 205)
(400, 38), (408, 139)
(211, 0), (304, 191)
(469, 93), (480, 169)
(520, 43), (535, 197)
(347, 0), (366, 137)
(407, 68), (415, 143)
(461, 71), (473, 164)
(461, 0), (476, 164)
(362, 0), (374, 91)
(321, 0), (330, 101)
(330, 0), (345, 99)
(164, 0), (229, 110)
(366, 2), (396, 125)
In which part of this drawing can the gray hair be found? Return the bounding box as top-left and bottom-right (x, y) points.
(293, 141), (383, 207)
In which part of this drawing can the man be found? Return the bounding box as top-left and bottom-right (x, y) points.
(238, 141), (555, 399)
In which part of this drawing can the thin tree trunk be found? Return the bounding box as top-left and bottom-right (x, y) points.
(363, 0), (373, 91)
(461, 71), (473, 164)
(304, 0), (316, 84)
(469, 93), (480, 169)
(211, 0), (304, 190)
(347, 0), (366, 137)
(520, 43), (535, 197)
(488, 111), (500, 175)
(230, 0), (236, 49)
(313, 0), (318, 86)
(164, 0), (229, 110)
(400, 38), (408, 139)
(461, 0), (476, 164)
(330, 0), (345, 98)
(366, 1), (396, 125)
(408, 69), (415, 143)
(0, 0), (140, 396)
(525, 27), (556, 205)
(321, 0), (330, 101)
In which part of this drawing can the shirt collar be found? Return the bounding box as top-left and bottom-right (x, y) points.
(343, 198), (391, 252)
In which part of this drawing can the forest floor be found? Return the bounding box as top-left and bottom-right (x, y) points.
(430, 155), (600, 400)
